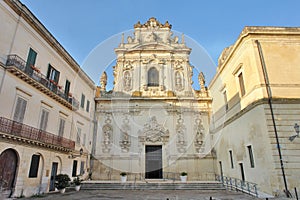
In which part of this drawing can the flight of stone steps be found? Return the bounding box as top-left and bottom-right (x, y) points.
(81, 181), (225, 190)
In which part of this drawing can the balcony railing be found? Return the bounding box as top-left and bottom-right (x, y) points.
(5, 54), (79, 110)
(0, 117), (75, 151)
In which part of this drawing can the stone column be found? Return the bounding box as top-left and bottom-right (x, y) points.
(143, 64), (148, 90)
(159, 63), (164, 90)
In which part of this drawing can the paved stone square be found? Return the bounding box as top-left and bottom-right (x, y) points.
(22, 190), (262, 200)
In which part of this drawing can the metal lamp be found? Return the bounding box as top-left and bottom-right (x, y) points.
(289, 123), (299, 142)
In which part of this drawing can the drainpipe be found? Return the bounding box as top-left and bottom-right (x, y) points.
(255, 40), (290, 197)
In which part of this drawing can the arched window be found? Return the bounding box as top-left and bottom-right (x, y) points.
(148, 67), (159, 87)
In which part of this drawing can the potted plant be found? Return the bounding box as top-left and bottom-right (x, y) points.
(73, 176), (82, 191)
(55, 174), (71, 193)
(120, 172), (127, 183)
(180, 172), (187, 182)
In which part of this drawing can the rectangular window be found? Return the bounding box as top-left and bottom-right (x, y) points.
(64, 80), (71, 96)
(229, 150), (234, 169)
(76, 128), (81, 144)
(58, 118), (65, 137)
(239, 163), (245, 181)
(86, 100), (90, 112)
(247, 145), (255, 168)
(13, 97), (27, 123)
(223, 91), (228, 111)
(80, 161), (85, 175)
(238, 72), (246, 96)
(25, 48), (37, 75)
(82, 133), (86, 146)
(80, 94), (85, 108)
(72, 160), (78, 177)
(39, 109), (49, 131)
(47, 64), (60, 92)
(29, 154), (40, 178)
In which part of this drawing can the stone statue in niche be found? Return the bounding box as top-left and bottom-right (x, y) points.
(175, 71), (183, 91)
(123, 71), (132, 91)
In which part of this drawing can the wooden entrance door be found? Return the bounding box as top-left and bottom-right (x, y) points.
(145, 145), (162, 179)
(49, 162), (58, 191)
(0, 149), (18, 196)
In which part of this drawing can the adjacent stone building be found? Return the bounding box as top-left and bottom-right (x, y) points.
(0, 0), (95, 197)
(209, 26), (300, 196)
(93, 17), (214, 181)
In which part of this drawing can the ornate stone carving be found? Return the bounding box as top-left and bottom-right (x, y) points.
(146, 32), (158, 42)
(176, 114), (186, 153)
(100, 72), (107, 91)
(123, 60), (134, 70)
(174, 60), (184, 70)
(119, 114), (131, 152)
(113, 65), (118, 86)
(138, 116), (169, 143)
(102, 113), (113, 153)
(134, 17), (172, 29)
(194, 115), (204, 153)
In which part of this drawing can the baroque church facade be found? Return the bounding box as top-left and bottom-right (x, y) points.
(93, 17), (214, 180)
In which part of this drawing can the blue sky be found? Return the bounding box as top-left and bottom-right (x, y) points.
(20, 0), (300, 86)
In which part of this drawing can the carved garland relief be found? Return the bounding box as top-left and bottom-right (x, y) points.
(102, 113), (113, 153)
(176, 114), (187, 153)
(194, 114), (205, 153)
(119, 114), (131, 152)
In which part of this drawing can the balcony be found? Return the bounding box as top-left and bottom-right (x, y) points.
(0, 117), (75, 152)
(5, 54), (79, 110)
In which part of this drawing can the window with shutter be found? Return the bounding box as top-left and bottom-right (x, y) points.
(25, 48), (37, 75)
(80, 161), (85, 175)
(47, 64), (60, 92)
(65, 80), (71, 96)
(82, 133), (86, 146)
(13, 97), (27, 123)
(58, 118), (65, 137)
(39, 109), (49, 131)
(76, 128), (81, 144)
(86, 100), (90, 112)
(81, 94), (85, 108)
(238, 72), (246, 96)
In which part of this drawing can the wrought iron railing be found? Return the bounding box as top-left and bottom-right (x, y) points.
(215, 175), (258, 197)
(163, 172), (180, 181)
(5, 54), (79, 110)
(0, 117), (75, 150)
